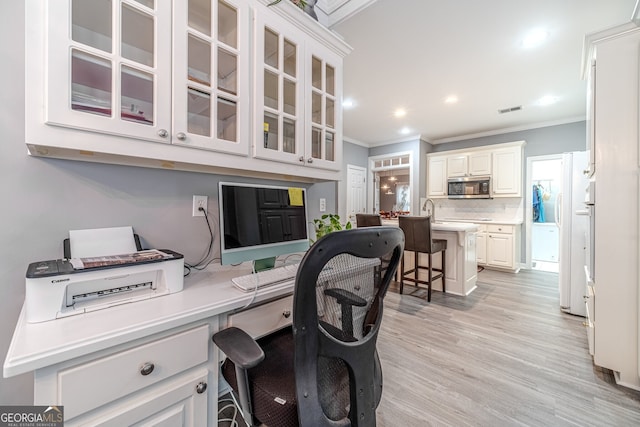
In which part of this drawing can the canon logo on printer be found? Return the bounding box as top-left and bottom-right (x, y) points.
(51, 278), (70, 283)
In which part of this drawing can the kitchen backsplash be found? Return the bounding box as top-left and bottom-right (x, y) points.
(433, 197), (523, 222)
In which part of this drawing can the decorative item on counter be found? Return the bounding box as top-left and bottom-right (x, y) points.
(312, 213), (351, 241)
(268, 0), (318, 20)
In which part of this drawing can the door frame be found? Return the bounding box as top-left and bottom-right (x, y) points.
(367, 151), (415, 214)
(525, 154), (563, 269)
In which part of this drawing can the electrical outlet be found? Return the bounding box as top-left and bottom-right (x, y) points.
(319, 198), (326, 212)
(192, 195), (208, 217)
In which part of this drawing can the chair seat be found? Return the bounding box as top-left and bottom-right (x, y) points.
(431, 238), (447, 253)
(222, 327), (298, 427)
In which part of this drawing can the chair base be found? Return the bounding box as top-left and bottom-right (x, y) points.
(399, 251), (446, 302)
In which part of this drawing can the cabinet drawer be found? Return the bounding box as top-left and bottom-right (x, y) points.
(487, 224), (514, 234)
(59, 324), (209, 419)
(228, 295), (293, 339)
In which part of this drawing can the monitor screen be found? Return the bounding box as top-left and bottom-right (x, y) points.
(219, 182), (310, 265)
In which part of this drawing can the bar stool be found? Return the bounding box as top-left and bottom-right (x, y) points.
(398, 216), (446, 302)
(356, 213), (382, 227)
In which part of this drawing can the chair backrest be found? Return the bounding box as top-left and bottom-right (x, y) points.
(292, 227), (404, 427)
(355, 213), (382, 227)
(398, 215), (435, 253)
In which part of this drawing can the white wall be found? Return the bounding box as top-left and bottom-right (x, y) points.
(0, 2), (334, 404)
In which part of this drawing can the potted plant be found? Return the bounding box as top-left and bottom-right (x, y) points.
(312, 213), (352, 241)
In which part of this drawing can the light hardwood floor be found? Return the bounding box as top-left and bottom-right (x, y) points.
(377, 268), (640, 427)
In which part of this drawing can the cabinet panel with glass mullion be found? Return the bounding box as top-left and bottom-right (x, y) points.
(254, 12), (304, 165)
(47, 0), (172, 143)
(306, 50), (340, 170)
(173, 0), (249, 155)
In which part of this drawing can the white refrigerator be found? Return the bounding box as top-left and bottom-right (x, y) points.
(557, 151), (589, 317)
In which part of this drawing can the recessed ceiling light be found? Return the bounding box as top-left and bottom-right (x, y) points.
(537, 95), (559, 106)
(394, 109), (407, 118)
(522, 28), (550, 48)
(400, 127), (411, 135)
(445, 95), (458, 104)
(342, 98), (355, 109)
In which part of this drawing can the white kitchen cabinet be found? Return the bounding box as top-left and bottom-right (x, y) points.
(486, 224), (519, 272)
(45, 0), (249, 155)
(33, 324), (213, 425)
(584, 23), (640, 390)
(25, 0), (351, 182)
(475, 224), (487, 265)
(427, 155), (448, 197)
(254, 11), (342, 171)
(492, 145), (523, 196)
(447, 151), (491, 178)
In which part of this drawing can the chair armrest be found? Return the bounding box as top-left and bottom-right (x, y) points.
(324, 288), (367, 307)
(213, 327), (265, 369)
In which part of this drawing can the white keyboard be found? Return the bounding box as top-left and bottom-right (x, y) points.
(231, 263), (299, 292)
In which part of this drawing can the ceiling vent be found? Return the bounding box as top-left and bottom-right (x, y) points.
(498, 105), (523, 114)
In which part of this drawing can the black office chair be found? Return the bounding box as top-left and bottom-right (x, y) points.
(398, 215), (446, 302)
(213, 227), (404, 427)
(355, 213), (382, 227)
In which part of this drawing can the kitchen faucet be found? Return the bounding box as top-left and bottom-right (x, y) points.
(423, 198), (436, 222)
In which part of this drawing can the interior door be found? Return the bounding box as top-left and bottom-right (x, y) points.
(346, 164), (367, 224)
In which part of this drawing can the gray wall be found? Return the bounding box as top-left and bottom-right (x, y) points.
(0, 2), (334, 405)
(430, 121), (587, 158)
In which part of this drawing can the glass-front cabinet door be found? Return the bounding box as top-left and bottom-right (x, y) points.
(172, 0), (249, 155)
(253, 12), (305, 164)
(306, 41), (342, 170)
(47, 0), (172, 143)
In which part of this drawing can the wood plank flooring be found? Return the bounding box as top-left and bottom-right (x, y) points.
(377, 268), (640, 427)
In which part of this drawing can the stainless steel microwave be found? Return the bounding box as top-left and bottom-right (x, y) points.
(447, 176), (492, 199)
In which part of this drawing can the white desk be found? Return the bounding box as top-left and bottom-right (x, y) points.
(3, 263), (295, 426)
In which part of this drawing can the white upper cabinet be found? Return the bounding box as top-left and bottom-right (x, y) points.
(427, 155), (447, 197)
(47, 0), (173, 143)
(446, 155), (467, 177)
(172, 0), (251, 154)
(468, 152), (492, 176)
(492, 145), (522, 196)
(254, 9), (342, 171)
(447, 152), (491, 177)
(26, 0), (351, 181)
(45, 0), (250, 155)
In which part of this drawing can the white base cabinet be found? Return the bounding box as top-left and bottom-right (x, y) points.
(32, 323), (216, 426)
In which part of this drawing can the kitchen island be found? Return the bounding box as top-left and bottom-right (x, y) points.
(381, 219), (478, 296)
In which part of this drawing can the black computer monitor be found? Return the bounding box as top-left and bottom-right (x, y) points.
(218, 182), (310, 265)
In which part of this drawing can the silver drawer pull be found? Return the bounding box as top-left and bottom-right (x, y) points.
(283, 310), (291, 319)
(196, 382), (207, 394)
(140, 362), (155, 376)
(157, 129), (168, 138)
(176, 132), (187, 141)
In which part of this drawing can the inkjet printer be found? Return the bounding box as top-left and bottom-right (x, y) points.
(24, 227), (184, 323)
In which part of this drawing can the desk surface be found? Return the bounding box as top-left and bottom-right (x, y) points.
(3, 263), (294, 377)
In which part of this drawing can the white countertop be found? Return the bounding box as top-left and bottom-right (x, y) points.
(439, 217), (523, 225)
(3, 263), (293, 377)
(381, 218), (478, 232)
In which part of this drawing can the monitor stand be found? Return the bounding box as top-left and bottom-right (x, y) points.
(254, 256), (276, 272)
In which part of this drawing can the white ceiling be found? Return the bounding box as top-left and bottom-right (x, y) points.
(330, 0), (638, 145)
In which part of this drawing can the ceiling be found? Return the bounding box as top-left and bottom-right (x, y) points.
(329, 0), (638, 146)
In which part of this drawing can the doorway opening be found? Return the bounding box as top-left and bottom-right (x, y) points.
(525, 155), (563, 273)
(368, 152), (414, 218)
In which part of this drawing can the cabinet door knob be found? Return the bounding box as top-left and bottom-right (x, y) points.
(157, 129), (169, 138)
(196, 382), (207, 394)
(140, 362), (155, 376)
(176, 132), (187, 141)
(283, 310), (291, 318)
(307, 158), (314, 164)
(299, 156), (305, 162)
